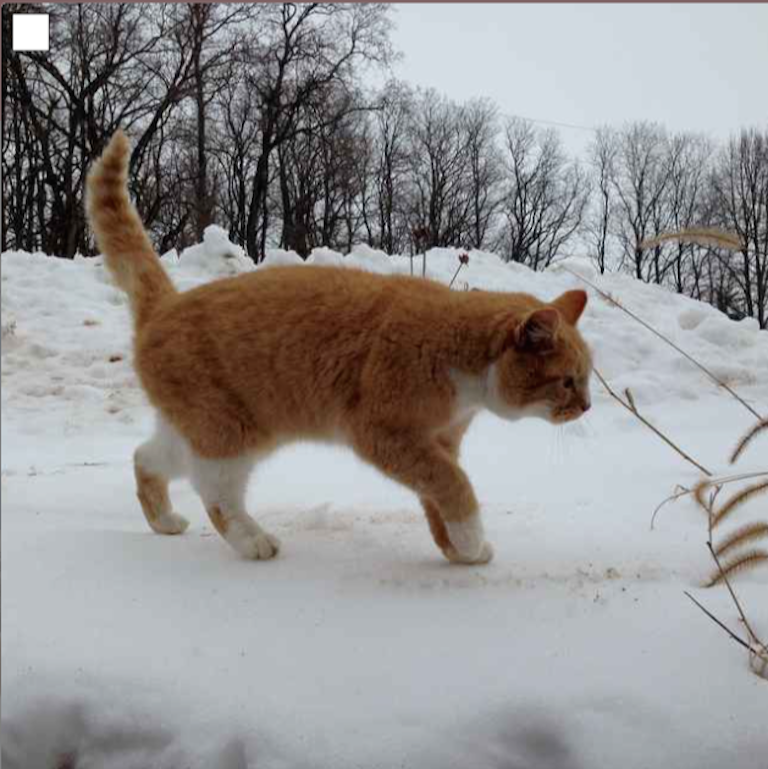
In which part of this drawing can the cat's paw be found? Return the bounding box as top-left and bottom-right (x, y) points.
(445, 517), (492, 565)
(151, 512), (189, 536)
(474, 540), (494, 564)
(233, 529), (281, 560)
(446, 540), (494, 565)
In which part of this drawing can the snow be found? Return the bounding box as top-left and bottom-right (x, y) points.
(345, 243), (394, 274)
(304, 246), (345, 267)
(2, 228), (767, 768)
(263, 248), (304, 268)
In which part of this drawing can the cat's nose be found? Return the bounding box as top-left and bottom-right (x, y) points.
(581, 400), (591, 413)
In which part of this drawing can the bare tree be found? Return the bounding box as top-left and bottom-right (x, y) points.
(240, 3), (393, 260)
(710, 129), (768, 328)
(498, 118), (588, 269)
(408, 88), (473, 250)
(275, 85), (372, 256)
(664, 133), (714, 294)
(370, 80), (413, 254)
(585, 127), (618, 273)
(612, 121), (674, 281)
(462, 98), (503, 249)
(3, 4), (216, 256)
(213, 75), (261, 246)
(186, 3), (257, 242)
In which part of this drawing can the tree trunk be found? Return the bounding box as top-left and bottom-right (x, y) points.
(246, 148), (270, 262)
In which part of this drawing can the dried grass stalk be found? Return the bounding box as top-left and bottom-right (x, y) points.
(704, 549), (768, 587)
(711, 480), (768, 529)
(731, 418), (768, 463)
(714, 522), (768, 558)
(640, 227), (744, 252)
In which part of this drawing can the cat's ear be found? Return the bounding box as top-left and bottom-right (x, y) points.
(552, 289), (588, 325)
(513, 308), (560, 352)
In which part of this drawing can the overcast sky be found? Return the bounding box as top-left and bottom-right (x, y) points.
(386, 3), (768, 157)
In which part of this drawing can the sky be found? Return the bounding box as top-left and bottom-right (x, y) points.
(386, 3), (768, 158)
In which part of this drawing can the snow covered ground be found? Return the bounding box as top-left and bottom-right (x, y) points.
(2, 228), (767, 768)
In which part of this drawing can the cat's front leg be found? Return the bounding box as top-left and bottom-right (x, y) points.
(353, 427), (494, 564)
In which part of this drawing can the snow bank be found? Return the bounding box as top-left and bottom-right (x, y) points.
(262, 248), (304, 268)
(305, 246), (345, 267)
(3, 229), (766, 421)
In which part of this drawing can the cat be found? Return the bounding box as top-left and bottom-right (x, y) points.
(86, 130), (593, 566)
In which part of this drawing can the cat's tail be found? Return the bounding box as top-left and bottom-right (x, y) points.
(86, 130), (176, 329)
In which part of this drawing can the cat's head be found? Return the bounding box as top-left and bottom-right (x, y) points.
(488, 289), (593, 425)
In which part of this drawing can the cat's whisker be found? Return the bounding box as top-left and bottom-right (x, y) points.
(574, 412), (597, 439)
(549, 423), (566, 466)
(553, 415), (594, 464)
(564, 419), (589, 439)
(548, 429), (558, 465)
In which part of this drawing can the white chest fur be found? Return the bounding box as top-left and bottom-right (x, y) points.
(451, 364), (549, 424)
(448, 368), (488, 427)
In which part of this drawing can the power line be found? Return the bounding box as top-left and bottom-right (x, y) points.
(505, 112), (598, 133)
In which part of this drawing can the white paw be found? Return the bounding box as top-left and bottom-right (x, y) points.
(474, 540), (494, 564)
(231, 525), (281, 560)
(152, 512), (189, 536)
(445, 516), (491, 564)
(447, 540), (494, 565)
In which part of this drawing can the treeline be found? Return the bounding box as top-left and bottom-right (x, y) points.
(2, 3), (766, 327)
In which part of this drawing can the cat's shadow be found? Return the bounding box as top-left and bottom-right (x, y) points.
(414, 703), (585, 769)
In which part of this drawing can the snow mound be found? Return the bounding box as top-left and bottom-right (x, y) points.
(345, 243), (394, 273)
(305, 247), (344, 267)
(696, 313), (763, 350)
(677, 305), (710, 331)
(1, 251), (142, 421)
(548, 255), (599, 281)
(159, 248), (180, 265)
(262, 248), (304, 267)
(176, 226), (254, 280)
(2, 238), (767, 423)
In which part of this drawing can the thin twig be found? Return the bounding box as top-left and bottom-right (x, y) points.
(448, 264), (464, 289)
(563, 267), (763, 421)
(684, 591), (752, 651)
(651, 485), (694, 530)
(651, 471), (767, 530)
(706, 540), (761, 646)
(594, 367), (712, 476)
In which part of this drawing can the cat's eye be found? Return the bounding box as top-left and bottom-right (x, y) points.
(563, 376), (575, 390)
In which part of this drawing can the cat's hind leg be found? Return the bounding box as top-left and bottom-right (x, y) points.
(134, 417), (189, 535)
(189, 454), (280, 560)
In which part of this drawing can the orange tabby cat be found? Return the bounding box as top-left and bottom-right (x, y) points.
(86, 131), (593, 565)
